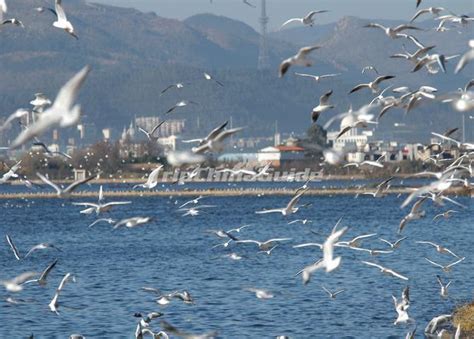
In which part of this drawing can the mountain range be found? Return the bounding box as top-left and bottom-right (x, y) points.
(0, 0), (472, 142)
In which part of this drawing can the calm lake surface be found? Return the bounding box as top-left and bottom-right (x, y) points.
(0, 183), (472, 338)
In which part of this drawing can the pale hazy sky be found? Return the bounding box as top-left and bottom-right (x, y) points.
(92, 0), (474, 31)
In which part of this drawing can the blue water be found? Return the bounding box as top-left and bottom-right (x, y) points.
(0, 187), (472, 338)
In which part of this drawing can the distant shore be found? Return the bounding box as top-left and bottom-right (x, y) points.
(0, 186), (471, 199)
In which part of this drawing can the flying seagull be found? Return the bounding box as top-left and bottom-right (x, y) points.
(24, 243), (61, 258)
(280, 10), (328, 29)
(160, 83), (188, 96)
(5, 235), (21, 260)
(165, 100), (199, 114)
(424, 257), (465, 272)
(455, 40), (474, 74)
(1, 272), (38, 292)
(204, 72), (223, 86)
(133, 165), (163, 189)
(350, 76), (395, 94)
(321, 285), (345, 299)
(295, 72), (341, 83)
(138, 121), (166, 141)
(23, 259), (58, 286)
(36, 0), (78, 39)
(33, 142), (72, 159)
(256, 188), (308, 216)
(279, 45), (321, 78)
(410, 7), (445, 22)
(361, 261), (409, 280)
(364, 23), (422, 39)
(49, 272), (76, 314)
(10, 66), (91, 149)
(113, 216), (152, 229)
(36, 172), (95, 198)
(311, 90), (334, 123)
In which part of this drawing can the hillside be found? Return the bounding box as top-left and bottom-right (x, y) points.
(0, 1), (471, 141)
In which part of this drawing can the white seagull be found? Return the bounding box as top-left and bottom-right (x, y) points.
(416, 241), (460, 258)
(10, 66), (91, 149)
(138, 121), (166, 141)
(410, 7), (445, 22)
(244, 288), (274, 299)
(30, 93), (52, 112)
(436, 275), (451, 299)
(280, 10), (328, 29)
(279, 45), (321, 78)
(295, 72), (341, 83)
(311, 90), (334, 123)
(0, 160), (22, 184)
(133, 165), (163, 189)
(113, 217), (152, 229)
(455, 40), (474, 74)
(23, 259), (58, 286)
(5, 235), (21, 260)
(255, 188), (308, 216)
(36, 172), (95, 198)
(36, 0), (78, 39)
(350, 75), (395, 94)
(1, 272), (38, 292)
(361, 261), (409, 280)
(235, 238), (292, 251)
(48, 272), (76, 314)
(24, 242), (61, 258)
(364, 22), (422, 39)
(203, 72), (223, 86)
(424, 257), (465, 272)
(321, 286), (345, 299)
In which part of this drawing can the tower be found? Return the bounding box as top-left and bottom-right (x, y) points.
(257, 0), (270, 71)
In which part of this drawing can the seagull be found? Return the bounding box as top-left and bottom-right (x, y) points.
(179, 205), (216, 217)
(48, 272), (76, 314)
(390, 45), (436, 65)
(255, 188), (308, 216)
(88, 218), (116, 228)
(412, 54), (449, 73)
(36, 0), (78, 39)
(227, 224), (252, 233)
(436, 275), (451, 299)
(362, 176), (393, 197)
(30, 93), (52, 112)
(1, 272), (38, 292)
(417, 241), (460, 258)
(72, 188), (131, 215)
(295, 72), (341, 83)
(192, 127), (243, 154)
(133, 165), (163, 189)
(337, 233), (377, 248)
(24, 243), (61, 258)
(179, 196), (205, 208)
(433, 210), (459, 221)
(5, 235), (21, 260)
(292, 242), (323, 249)
(280, 10), (328, 29)
(392, 292), (412, 325)
(425, 314), (452, 334)
(10, 66), (91, 149)
(23, 259), (58, 286)
(300, 226), (348, 284)
(0, 109), (29, 131)
(455, 40), (474, 74)
(244, 288), (274, 299)
(203, 72), (223, 86)
(36, 172), (95, 198)
(235, 238), (292, 251)
(165, 100), (198, 114)
(138, 121), (166, 141)
(321, 286), (345, 299)
(311, 90), (334, 123)
(113, 217), (152, 229)
(288, 219), (312, 225)
(160, 321), (217, 339)
(205, 229), (239, 241)
(410, 7), (445, 22)
(350, 75), (395, 94)
(361, 261), (409, 280)
(182, 121), (228, 146)
(160, 83), (188, 95)
(0, 160), (22, 184)
(1, 17), (24, 28)
(364, 23), (422, 39)
(399, 197), (427, 234)
(424, 257), (465, 272)
(33, 142), (72, 159)
(279, 45), (321, 78)
(379, 237), (408, 249)
(258, 244), (279, 255)
(362, 66), (379, 75)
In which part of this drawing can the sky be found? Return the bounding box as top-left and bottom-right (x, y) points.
(92, 0), (474, 31)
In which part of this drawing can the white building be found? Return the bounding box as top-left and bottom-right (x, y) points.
(257, 145), (306, 167)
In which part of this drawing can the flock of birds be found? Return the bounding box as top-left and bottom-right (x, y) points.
(0, 0), (474, 338)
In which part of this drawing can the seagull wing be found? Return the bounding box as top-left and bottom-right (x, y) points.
(446, 257), (465, 268)
(36, 173), (61, 194)
(349, 83), (369, 94)
(424, 257), (444, 269)
(299, 45), (321, 57)
(6, 235), (21, 260)
(54, 0), (68, 22)
(374, 75), (395, 85)
(39, 259), (58, 282)
(410, 9), (429, 22)
(280, 18), (302, 29)
(361, 260), (384, 270)
(150, 121), (166, 136)
(64, 175), (95, 194)
(387, 269), (409, 280)
(319, 90), (333, 105)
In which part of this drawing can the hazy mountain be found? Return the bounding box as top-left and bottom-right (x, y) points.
(0, 1), (471, 142)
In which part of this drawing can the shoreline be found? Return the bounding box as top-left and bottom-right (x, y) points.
(0, 187), (470, 199)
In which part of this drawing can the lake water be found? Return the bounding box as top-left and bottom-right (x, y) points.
(0, 184), (472, 338)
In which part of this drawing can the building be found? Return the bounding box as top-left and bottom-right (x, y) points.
(135, 116), (185, 137)
(257, 145), (306, 167)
